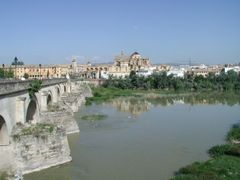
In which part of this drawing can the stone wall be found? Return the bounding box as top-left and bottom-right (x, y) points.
(12, 125), (71, 175)
(0, 145), (14, 173)
(0, 78), (67, 96)
(41, 110), (79, 134)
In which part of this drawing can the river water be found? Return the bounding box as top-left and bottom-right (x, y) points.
(25, 94), (240, 180)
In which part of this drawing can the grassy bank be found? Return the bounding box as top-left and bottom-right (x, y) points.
(81, 114), (108, 121)
(85, 87), (142, 105)
(86, 87), (240, 106)
(85, 86), (197, 105)
(173, 124), (240, 179)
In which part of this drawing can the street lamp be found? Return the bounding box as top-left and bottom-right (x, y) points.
(39, 64), (42, 79)
(14, 57), (18, 79)
(2, 64), (5, 78)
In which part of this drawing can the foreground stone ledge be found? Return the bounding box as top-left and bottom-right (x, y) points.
(11, 123), (72, 175)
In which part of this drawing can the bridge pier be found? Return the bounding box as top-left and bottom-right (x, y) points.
(52, 90), (58, 104)
(16, 97), (27, 124)
(0, 115), (9, 146)
(66, 84), (71, 93)
(40, 91), (49, 112)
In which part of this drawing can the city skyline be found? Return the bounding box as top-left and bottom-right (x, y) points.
(0, 0), (240, 65)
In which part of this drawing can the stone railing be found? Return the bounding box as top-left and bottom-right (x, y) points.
(72, 79), (106, 86)
(0, 78), (68, 96)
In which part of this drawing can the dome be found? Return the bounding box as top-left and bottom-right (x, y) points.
(130, 52), (141, 59)
(131, 52), (140, 56)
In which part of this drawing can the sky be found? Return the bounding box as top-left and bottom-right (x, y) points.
(0, 0), (240, 65)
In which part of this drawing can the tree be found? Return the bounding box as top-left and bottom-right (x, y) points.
(5, 69), (14, 78)
(129, 70), (136, 78)
(0, 68), (4, 78)
(28, 79), (42, 98)
(23, 73), (29, 79)
(227, 70), (238, 83)
(47, 70), (50, 78)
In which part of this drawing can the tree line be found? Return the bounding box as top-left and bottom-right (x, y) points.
(0, 57), (24, 79)
(103, 70), (240, 91)
(0, 68), (14, 78)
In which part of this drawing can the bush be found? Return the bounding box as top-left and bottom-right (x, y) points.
(208, 144), (240, 158)
(208, 145), (231, 158)
(81, 114), (107, 121)
(12, 123), (56, 141)
(28, 79), (42, 98)
(178, 162), (200, 174)
(225, 145), (240, 157)
(227, 124), (240, 142)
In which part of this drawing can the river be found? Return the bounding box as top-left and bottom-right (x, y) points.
(25, 94), (240, 180)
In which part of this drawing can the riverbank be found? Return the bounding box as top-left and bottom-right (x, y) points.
(172, 124), (240, 179)
(86, 87), (240, 106)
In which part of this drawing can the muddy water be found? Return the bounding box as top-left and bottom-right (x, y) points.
(25, 95), (240, 180)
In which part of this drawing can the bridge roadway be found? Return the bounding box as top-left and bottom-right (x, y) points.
(0, 78), (73, 146)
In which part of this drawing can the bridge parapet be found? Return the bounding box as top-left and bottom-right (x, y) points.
(0, 78), (68, 96)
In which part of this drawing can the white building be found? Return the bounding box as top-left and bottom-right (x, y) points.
(136, 69), (153, 77)
(224, 66), (240, 74)
(167, 67), (185, 78)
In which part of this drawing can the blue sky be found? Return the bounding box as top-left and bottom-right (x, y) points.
(0, 0), (239, 65)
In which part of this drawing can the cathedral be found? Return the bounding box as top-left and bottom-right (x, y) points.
(108, 51), (151, 77)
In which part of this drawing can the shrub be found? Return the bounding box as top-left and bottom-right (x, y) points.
(227, 124), (240, 142)
(178, 162), (200, 174)
(225, 145), (240, 157)
(28, 79), (42, 99)
(12, 123), (56, 141)
(81, 114), (107, 121)
(208, 145), (231, 158)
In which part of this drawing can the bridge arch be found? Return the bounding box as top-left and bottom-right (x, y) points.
(47, 91), (53, 105)
(0, 115), (9, 145)
(26, 98), (38, 123)
(56, 86), (60, 97)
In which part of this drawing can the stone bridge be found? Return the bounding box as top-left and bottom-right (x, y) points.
(0, 78), (77, 146)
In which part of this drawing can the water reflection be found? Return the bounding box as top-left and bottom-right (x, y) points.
(107, 98), (151, 116)
(25, 93), (240, 180)
(104, 93), (240, 115)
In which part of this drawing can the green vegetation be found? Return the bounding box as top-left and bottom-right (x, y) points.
(47, 104), (62, 112)
(0, 68), (14, 79)
(174, 156), (240, 180)
(0, 171), (8, 180)
(208, 144), (240, 158)
(23, 72), (29, 79)
(208, 145), (232, 158)
(173, 124), (240, 180)
(81, 114), (108, 121)
(28, 79), (42, 99)
(86, 86), (240, 106)
(13, 123), (55, 141)
(85, 87), (140, 105)
(103, 70), (240, 91)
(227, 124), (240, 142)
